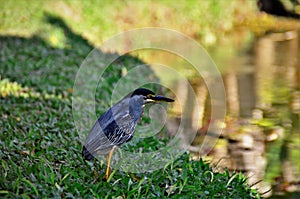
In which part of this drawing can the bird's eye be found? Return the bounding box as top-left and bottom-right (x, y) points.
(147, 94), (154, 99)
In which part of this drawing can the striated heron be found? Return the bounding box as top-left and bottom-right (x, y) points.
(82, 88), (174, 180)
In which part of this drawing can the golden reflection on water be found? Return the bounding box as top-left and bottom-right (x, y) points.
(130, 30), (300, 197)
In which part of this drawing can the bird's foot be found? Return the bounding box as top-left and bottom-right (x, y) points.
(103, 166), (111, 181)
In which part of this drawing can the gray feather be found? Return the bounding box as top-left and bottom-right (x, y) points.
(82, 95), (144, 159)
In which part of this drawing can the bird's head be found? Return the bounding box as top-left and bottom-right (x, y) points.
(131, 88), (174, 104)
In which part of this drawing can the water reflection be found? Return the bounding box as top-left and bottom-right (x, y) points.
(208, 31), (300, 198)
(134, 30), (300, 197)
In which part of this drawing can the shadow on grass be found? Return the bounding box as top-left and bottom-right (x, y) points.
(0, 13), (161, 197)
(1, 14), (92, 93)
(1, 13), (154, 93)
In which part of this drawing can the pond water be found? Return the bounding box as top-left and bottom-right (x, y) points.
(128, 29), (300, 198)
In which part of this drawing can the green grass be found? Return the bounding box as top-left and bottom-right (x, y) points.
(0, 1), (261, 198)
(0, 81), (260, 198)
(0, 0), (257, 45)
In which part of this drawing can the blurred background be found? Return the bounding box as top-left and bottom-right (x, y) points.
(1, 0), (300, 198)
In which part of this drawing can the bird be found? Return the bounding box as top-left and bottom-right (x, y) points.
(82, 88), (174, 180)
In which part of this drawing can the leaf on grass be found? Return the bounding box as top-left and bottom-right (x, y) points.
(0, 190), (9, 194)
(61, 173), (70, 183)
(55, 182), (62, 191)
(21, 178), (39, 196)
(226, 173), (238, 187)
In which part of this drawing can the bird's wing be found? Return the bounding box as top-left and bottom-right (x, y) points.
(83, 99), (136, 156)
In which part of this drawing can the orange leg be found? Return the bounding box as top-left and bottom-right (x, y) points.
(104, 146), (116, 181)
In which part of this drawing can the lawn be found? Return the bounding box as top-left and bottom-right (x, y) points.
(0, 1), (261, 198)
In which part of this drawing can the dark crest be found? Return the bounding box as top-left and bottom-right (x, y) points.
(131, 88), (155, 97)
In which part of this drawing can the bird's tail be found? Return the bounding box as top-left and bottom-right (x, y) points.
(82, 146), (95, 160)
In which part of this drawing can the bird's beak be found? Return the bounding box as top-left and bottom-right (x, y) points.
(147, 95), (174, 103)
